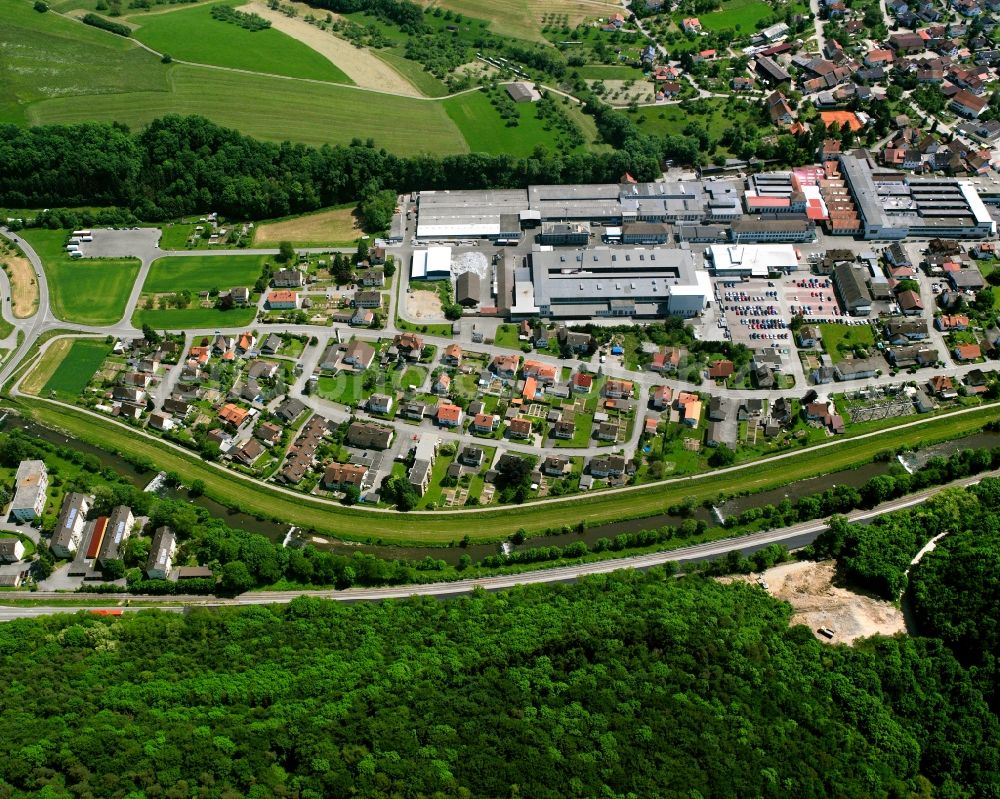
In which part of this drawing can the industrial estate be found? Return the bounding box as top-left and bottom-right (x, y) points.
(2, 0), (1000, 795)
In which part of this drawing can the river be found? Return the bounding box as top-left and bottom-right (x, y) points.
(11, 418), (998, 565)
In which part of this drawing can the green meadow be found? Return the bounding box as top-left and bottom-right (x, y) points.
(141, 255), (266, 294)
(19, 229), (140, 326)
(130, 1), (354, 83)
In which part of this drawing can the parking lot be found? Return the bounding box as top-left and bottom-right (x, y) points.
(784, 275), (844, 322)
(716, 278), (793, 348)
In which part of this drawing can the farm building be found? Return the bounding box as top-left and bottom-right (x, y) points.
(505, 82), (540, 103)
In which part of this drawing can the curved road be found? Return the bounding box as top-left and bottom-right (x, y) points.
(0, 469), (990, 620)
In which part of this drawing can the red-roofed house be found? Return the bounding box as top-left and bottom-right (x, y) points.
(708, 359), (734, 379)
(571, 372), (593, 393)
(953, 343), (982, 361)
(267, 290), (300, 309)
(951, 89), (989, 118)
(436, 403), (464, 427)
(682, 17), (702, 32)
(508, 417), (533, 439)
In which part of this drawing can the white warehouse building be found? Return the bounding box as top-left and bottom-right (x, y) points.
(707, 244), (800, 277)
(410, 247), (453, 280)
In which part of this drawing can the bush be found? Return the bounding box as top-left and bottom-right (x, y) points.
(81, 12), (131, 36)
(33, 1), (48, 11)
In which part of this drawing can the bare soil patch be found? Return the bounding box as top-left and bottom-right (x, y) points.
(722, 560), (905, 645)
(239, 1), (422, 96)
(406, 288), (444, 320)
(3, 256), (39, 319)
(255, 206), (363, 245)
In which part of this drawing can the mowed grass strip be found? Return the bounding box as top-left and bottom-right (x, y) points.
(19, 229), (140, 325)
(5, 256), (40, 318)
(143, 255), (265, 294)
(22, 398), (1000, 545)
(133, 306), (257, 328)
(130, 1), (354, 83)
(41, 339), (110, 400)
(0, 0), (168, 125)
(29, 65), (469, 154)
(254, 206), (362, 246)
(443, 90), (575, 155)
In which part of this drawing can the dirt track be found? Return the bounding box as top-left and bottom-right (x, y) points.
(723, 560), (906, 645)
(239, 1), (423, 96)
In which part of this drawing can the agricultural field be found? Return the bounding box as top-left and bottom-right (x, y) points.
(443, 90), (584, 156)
(0, 0), (169, 125)
(236, 0), (423, 95)
(19, 229), (140, 326)
(129, 0), (354, 83)
(40, 338), (111, 401)
(254, 206), (362, 246)
(28, 64), (469, 154)
(141, 255), (266, 294)
(421, 0), (621, 42)
(574, 65), (647, 80)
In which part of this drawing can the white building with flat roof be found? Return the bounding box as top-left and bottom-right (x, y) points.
(11, 460), (47, 522)
(707, 244), (799, 276)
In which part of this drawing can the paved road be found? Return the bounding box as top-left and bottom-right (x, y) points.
(0, 470), (989, 619)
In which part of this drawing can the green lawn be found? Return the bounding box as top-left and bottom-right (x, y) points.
(19, 229), (140, 325)
(28, 64), (469, 154)
(130, 1), (354, 83)
(372, 49), (450, 97)
(626, 97), (746, 142)
(680, 0), (773, 31)
(551, 412), (594, 447)
(23, 399), (1000, 544)
(574, 65), (646, 80)
(494, 324), (521, 349)
(142, 255), (266, 294)
(317, 373), (367, 406)
(41, 339), (110, 400)
(400, 366), (428, 389)
(819, 323), (875, 363)
(443, 90), (578, 156)
(0, 0), (169, 125)
(133, 306), (256, 329)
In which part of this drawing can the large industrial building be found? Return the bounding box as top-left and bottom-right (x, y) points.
(503, 246), (711, 320)
(415, 180), (743, 240)
(838, 151), (995, 239)
(410, 247), (452, 280)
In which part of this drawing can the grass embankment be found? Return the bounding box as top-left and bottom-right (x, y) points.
(18, 229), (139, 326)
(372, 50), (450, 97)
(253, 205), (362, 246)
(19, 397), (1000, 545)
(683, 0), (773, 32)
(129, 0), (354, 83)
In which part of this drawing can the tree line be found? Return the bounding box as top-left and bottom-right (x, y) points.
(0, 110), (679, 222)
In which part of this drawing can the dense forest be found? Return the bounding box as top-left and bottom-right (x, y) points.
(0, 114), (664, 221)
(1, 545), (998, 798)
